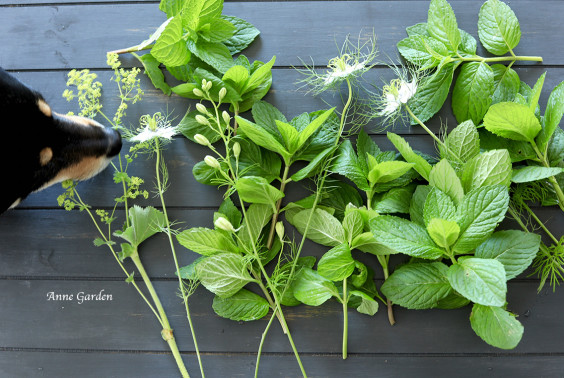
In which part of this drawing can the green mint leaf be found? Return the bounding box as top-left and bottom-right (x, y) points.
(351, 232), (396, 256)
(222, 15), (260, 55)
(461, 149), (512, 192)
(235, 138), (281, 183)
(251, 101), (287, 136)
(368, 161), (414, 185)
(511, 166), (564, 183)
(350, 290), (379, 316)
(196, 253), (254, 298)
(192, 68), (242, 103)
(397, 35), (447, 69)
(276, 120), (301, 153)
(331, 139), (370, 190)
(537, 80), (564, 152)
(181, 0), (205, 30)
(192, 159), (224, 186)
(236, 116), (291, 161)
(427, 0), (461, 51)
(317, 243), (355, 281)
(478, 0), (521, 56)
(442, 120), (480, 163)
(429, 159), (464, 205)
(218, 198), (241, 229)
(199, 18), (235, 43)
(178, 109), (222, 144)
(350, 261), (368, 288)
(459, 28), (477, 54)
(447, 257), (507, 306)
(114, 206), (166, 248)
(423, 187), (457, 225)
(410, 185), (432, 226)
(187, 39), (233, 74)
(176, 227), (239, 256)
(470, 304), (524, 349)
(452, 62), (495, 125)
(291, 145), (337, 182)
(343, 210), (364, 245)
(387, 132), (432, 180)
(409, 63), (455, 124)
(547, 128), (564, 166)
(528, 72), (546, 113)
(296, 108), (335, 148)
(426, 218), (460, 249)
(238, 204), (273, 249)
(151, 16), (190, 67)
(177, 256), (206, 280)
(475, 230), (541, 280)
(199, 0), (223, 22)
(138, 53), (172, 96)
(357, 129), (381, 173)
(479, 129), (536, 163)
(483, 102), (542, 143)
(235, 176), (284, 210)
(276, 256), (317, 307)
(159, 0), (186, 18)
(291, 208), (346, 247)
(222, 65), (250, 94)
(406, 22), (430, 37)
(436, 291), (471, 309)
(292, 267), (340, 306)
(381, 262), (451, 310)
(242, 56), (276, 94)
(370, 215), (444, 260)
(373, 185), (416, 214)
(491, 64), (520, 105)
(453, 185), (510, 253)
(319, 180), (364, 221)
(212, 289), (269, 321)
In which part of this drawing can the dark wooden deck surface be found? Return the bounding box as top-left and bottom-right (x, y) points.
(1, 1), (563, 377)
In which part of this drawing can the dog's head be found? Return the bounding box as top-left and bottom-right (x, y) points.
(1, 68), (121, 212)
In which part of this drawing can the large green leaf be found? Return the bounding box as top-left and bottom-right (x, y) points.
(196, 253), (255, 298)
(212, 289), (270, 321)
(331, 139), (369, 190)
(238, 204), (274, 250)
(243, 56), (276, 94)
(381, 262), (452, 309)
(447, 257), (507, 306)
(470, 304), (524, 349)
(452, 62), (495, 125)
(397, 35), (447, 69)
(409, 63), (455, 123)
(317, 243), (355, 281)
(537, 80), (564, 152)
(151, 16), (190, 67)
(478, 0), (521, 55)
(475, 230), (541, 280)
(368, 161), (414, 185)
(291, 208), (346, 247)
(442, 120), (480, 163)
(186, 39), (233, 74)
(222, 15), (260, 55)
(483, 102), (542, 143)
(511, 166), (564, 183)
(460, 149), (512, 192)
(138, 53), (172, 96)
(235, 137), (281, 183)
(370, 215), (444, 259)
(292, 267), (339, 306)
(114, 206), (166, 248)
(236, 116), (291, 161)
(490, 64), (520, 105)
(429, 159), (464, 205)
(427, 0), (460, 51)
(410, 185), (432, 226)
(423, 187), (457, 225)
(387, 132), (432, 181)
(372, 185), (416, 214)
(176, 227), (239, 256)
(235, 176), (284, 210)
(453, 185), (510, 253)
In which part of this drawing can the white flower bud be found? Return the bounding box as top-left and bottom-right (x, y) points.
(205, 81), (213, 91)
(195, 114), (210, 126)
(193, 88), (204, 97)
(219, 87), (227, 101)
(204, 155), (221, 169)
(194, 134), (210, 146)
(201, 79), (208, 88)
(196, 103), (207, 114)
(222, 111), (231, 125)
(275, 221), (285, 241)
(232, 142), (241, 159)
(215, 217), (236, 233)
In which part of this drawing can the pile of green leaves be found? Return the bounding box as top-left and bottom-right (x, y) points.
(398, 0), (542, 124)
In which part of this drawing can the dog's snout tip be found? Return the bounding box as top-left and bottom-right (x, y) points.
(106, 128), (122, 157)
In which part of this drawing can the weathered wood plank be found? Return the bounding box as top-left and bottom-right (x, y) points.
(0, 208), (561, 280)
(10, 66), (563, 137)
(1, 350), (563, 378)
(0, 2), (559, 70)
(0, 279), (562, 354)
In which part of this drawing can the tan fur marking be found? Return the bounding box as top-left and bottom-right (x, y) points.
(39, 147), (53, 166)
(37, 99), (52, 117)
(38, 156), (111, 191)
(54, 112), (104, 128)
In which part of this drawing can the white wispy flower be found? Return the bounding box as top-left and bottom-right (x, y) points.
(130, 112), (178, 143)
(379, 79), (418, 117)
(323, 58), (367, 86)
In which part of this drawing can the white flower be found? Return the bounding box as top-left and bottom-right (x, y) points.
(378, 79), (418, 117)
(323, 59), (367, 86)
(130, 113), (178, 143)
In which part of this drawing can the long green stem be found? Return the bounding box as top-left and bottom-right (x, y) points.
(520, 201), (560, 245)
(530, 142), (564, 212)
(342, 279), (348, 360)
(377, 255), (396, 326)
(266, 164), (291, 249)
(457, 55), (543, 63)
(254, 311), (277, 378)
(154, 141), (205, 378)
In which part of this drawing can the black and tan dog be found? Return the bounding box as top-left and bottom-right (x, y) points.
(1, 68), (121, 213)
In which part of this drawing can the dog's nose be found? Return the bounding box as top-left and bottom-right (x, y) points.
(105, 128), (122, 157)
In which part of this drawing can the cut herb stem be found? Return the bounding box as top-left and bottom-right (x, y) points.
(267, 164), (291, 249)
(342, 278), (348, 359)
(254, 311), (277, 378)
(378, 255), (396, 326)
(458, 55), (543, 63)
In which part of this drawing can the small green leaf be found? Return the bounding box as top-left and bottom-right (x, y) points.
(368, 161), (414, 185)
(447, 257), (507, 306)
(236, 116), (291, 161)
(114, 206), (166, 248)
(199, 18), (235, 43)
(317, 243), (355, 281)
(292, 267), (339, 306)
(381, 262), (451, 310)
(297, 108), (335, 148)
(222, 15), (260, 55)
(276, 120), (300, 153)
(483, 102), (542, 143)
(235, 176), (284, 211)
(387, 132), (432, 180)
(350, 290), (379, 316)
(196, 253), (254, 298)
(478, 0), (521, 55)
(138, 53), (172, 96)
(290, 208), (346, 247)
(178, 109), (222, 144)
(410, 185), (432, 226)
(475, 230), (541, 280)
(436, 291), (471, 309)
(331, 139), (369, 191)
(370, 215), (444, 260)
(186, 39), (233, 74)
(423, 187), (457, 225)
(537, 80), (564, 152)
(343, 210), (364, 245)
(222, 65), (250, 94)
(511, 166), (564, 183)
(442, 120), (480, 163)
(159, 0), (185, 18)
(219, 198), (242, 229)
(372, 185), (416, 214)
(491, 64), (520, 105)
(454, 185), (510, 254)
(460, 149), (512, 192)
(452, 62), (495, 125)
(397, 35), (447, 68)
(351, 232), (397, 256)
(177, 256), (206, 280)
(238, 204), (274, 250)
(243, 56), (276, 94)
(235, 138), (281, 183)
(470, 304), (524, 349)
(176, 227), (239, 256)
(427, 0), (461, 51)
(212, 289), (270, 321)
(291, 146), (337, 182)
(528, 72), (546, 113)
(427, 218), (460, 249)
(409, 64), (455, 124)
(429, 159), (464, 205)
(277, 257), (317, 306)
(151, 16), (190, 67)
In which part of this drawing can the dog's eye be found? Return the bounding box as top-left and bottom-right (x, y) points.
(37, 99), (52, 117)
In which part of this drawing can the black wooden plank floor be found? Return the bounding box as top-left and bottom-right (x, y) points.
(1, 1), (564, 377)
